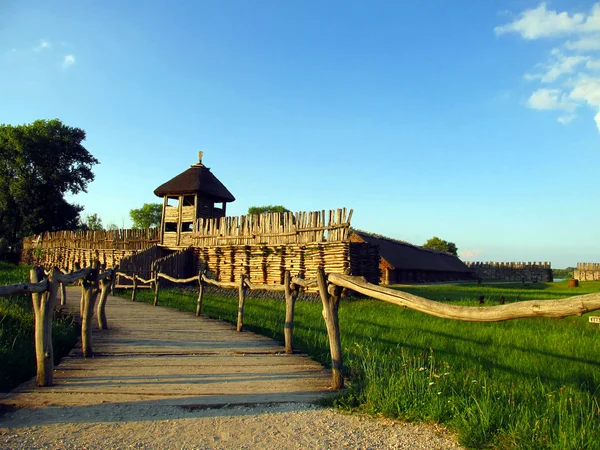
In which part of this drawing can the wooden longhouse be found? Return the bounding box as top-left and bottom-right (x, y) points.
(153, 152), (235, 247)
(350, 230), (473, 284)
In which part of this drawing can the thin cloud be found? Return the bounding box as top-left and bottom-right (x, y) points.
(62, 54), (75, 69)
(527, 88), (577, 111)
(495, 2), (600, 39)
(566, 34), (600, 51)
(460, 250), (482, 260)
(557, 114), (577, 125)
(497, 3), (600, 133)
(525, 53), (588, 83)
(33, 40), (51, 52)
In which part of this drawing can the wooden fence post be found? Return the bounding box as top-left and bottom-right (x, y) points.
(81, 262), (100, 357)
(74, 262), (85, 318)
(153, 271), (161, 306)
(316, 267), (344, 389)
(30, 266), (58, 387)
(131, 273), (137, 302)
(59, 278), (67, 306)
(97, 270), (112, 330)
(284, 270), (299, 354)
(237, 274), (247, 332)
(196, 268), (206, 316)
(111, 270), (117, 296)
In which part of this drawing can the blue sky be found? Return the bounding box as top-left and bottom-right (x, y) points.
(1, 1), (599, 268)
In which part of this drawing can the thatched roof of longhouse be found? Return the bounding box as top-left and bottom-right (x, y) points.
(351, 229), (472, 273)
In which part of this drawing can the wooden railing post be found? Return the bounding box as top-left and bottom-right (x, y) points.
(153, 269), (161, 306)
(59, 277), (67, 306)
(74, 262), (85, 318)
(81, 262), (100, 357)
(317, 267), (344, 389)
(284, 270), (299, 354)
(196, 268), (206, 316)
(30, 266), (57, 387)
(111, 269), (117, 296)
(237, 273), (247, 332)
(97, 269), (112, 330)
(131, 273), (137, 302)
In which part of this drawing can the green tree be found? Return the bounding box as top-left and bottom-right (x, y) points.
(248, 205), (290, 215)
(0, 119), (98, 258)
(80, 213), (104, 231)
(422, 236), (458, 256)
(552, 267), (576, 279)
(129, 203), (162, 228)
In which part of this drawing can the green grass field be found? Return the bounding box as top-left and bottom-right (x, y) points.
(114, 280), (599, 449)
(0, 262), (79, 391)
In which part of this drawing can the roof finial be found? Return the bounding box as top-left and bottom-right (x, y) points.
(198, 151), (204, 165)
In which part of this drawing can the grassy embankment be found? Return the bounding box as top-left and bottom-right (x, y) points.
(116, 281), (600, 449)
(0, 262), (79, 392)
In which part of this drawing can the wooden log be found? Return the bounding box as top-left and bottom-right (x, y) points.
(317, 267), (344, 390)
(132, 273), (137, 302)
(110, 265), (118, 296)
(244, 279), (286, 292)
(196, 268), (206, 316)
(237, 274), (247, 332)
(30, 267), (57, 387)
(291, 276), (318, 289)
(153, 272), (160, 306)
(202, 276), (238, 289)
(56, 267), (93, 284)
(328, 273), (600, 322)
(97, 269), (112, 330)
(81, 264), (99, 357)
(158, 273), (199, 283)
(284, 271), (299, 354)
(59, 278), (67, 306)
(0, 279), (48, 296)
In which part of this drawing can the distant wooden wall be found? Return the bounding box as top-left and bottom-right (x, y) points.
(21, 209), (381, 289)
(168, 208), (353, 247)
(21, 229), (160, 270)
(574, 263), (600, 281)
(466, 261), (553, 282)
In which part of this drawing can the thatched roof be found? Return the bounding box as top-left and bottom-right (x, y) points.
(153, 163), (235, 202)
(351, 230), (471, 273)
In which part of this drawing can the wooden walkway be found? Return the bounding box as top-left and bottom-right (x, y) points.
(2, 287), (331, 408)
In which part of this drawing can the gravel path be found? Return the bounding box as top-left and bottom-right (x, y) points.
(0, 403), (462, 449)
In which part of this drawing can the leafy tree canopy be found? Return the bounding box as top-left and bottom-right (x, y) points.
(552, 267), (576, 279)
(422, 236), (458, 256)
(0, 119), (98, 258)
(247, 205), (290, 215)
(129, 203), (162, 229)
(80, 213), (104, 231)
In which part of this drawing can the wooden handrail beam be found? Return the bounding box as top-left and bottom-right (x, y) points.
(158, 273), (198, 284)
(0, 280), (49, 296)
(328, 273), (600, 322)
(291, 277), (318, 289)
(56, 267), (93, 284)
(244, 279), (285, 292)
(201, 276), (238, 289)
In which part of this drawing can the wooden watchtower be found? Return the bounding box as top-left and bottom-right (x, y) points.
(154, 152), (235, 247)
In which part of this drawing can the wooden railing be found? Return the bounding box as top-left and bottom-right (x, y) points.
(7, 261), (600, 391)
(0, 264), (116, 387)
(113, 267), (600, 390)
